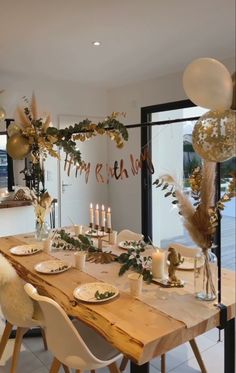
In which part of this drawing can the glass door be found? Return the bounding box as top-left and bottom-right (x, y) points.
(141, 101), (235, 270)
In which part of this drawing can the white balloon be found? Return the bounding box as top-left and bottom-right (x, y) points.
(183, 58), (233, 110)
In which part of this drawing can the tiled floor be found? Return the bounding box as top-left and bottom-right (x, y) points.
(0, 310), (227, 373)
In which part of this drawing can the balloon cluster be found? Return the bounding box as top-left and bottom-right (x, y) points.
(183, 58), (235, 162)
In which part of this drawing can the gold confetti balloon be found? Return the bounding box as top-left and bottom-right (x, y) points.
(192, 110), (236, 162)
(7, 134), (31, 159)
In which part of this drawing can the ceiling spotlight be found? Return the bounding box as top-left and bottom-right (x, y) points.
(92, 41), (101, 46)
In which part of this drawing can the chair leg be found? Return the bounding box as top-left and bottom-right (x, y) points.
(90, 370), (96, 373)
(10, 327), (29, 373)
(40, 328), (48, 350)
(62, 364), (70, 373)
(0, 321), (13, 359)
(161, 354), (166, 373)
(108, 362), (121, 373)
(189, 339), (207, 373)
(49, 357), (61, 373)
(120, 356), (128, 371)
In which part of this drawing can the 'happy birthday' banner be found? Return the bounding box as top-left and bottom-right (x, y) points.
(64, 146), (154, 184)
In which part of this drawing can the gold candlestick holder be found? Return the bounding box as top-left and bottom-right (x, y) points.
(106, 227), (112, 244)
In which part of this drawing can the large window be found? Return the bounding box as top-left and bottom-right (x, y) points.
(141, 101), (235, 270)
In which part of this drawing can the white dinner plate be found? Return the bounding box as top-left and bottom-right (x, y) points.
(73, 282), (119, 303)
(10, 244), (42, 256)
(118, 240), (140, 250)
(175, 256), (204, 271)
(85, 230), (107, 238)
(34, 260), (71, 274)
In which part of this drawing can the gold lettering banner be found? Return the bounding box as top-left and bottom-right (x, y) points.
(64, 147), (154, 184)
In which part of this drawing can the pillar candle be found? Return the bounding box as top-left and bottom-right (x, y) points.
(107, 207), (112, 229)
(101, 204), (105, 228)
(89, 203), (94, 225)
(95, 204), (100, 226)
(152, 250), (165, 279)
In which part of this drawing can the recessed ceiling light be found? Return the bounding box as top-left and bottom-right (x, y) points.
(92, 41), (101, 46)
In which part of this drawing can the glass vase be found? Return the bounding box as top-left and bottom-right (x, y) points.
(194, 249), (217, 301)
(35, 220), (50, 241)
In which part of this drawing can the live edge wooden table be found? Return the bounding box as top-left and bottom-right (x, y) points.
(0, 234), (235, 373)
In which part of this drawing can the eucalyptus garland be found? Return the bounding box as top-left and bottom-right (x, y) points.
(52, 229), (97, 252)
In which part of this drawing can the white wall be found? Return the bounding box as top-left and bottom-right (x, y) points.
(0, 73), (109, 236)
(107, 57), (235, 234)
(0, 56), (234, 236)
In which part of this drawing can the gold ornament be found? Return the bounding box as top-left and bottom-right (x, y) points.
(231, 72), (236, 110)
(192, 109), (236, 162)
(0, 107), (6, 120)
(7, 134), (31, 159)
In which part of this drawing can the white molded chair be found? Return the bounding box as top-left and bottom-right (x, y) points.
(0, 254), (47, 373)
(24, 283), (123, 373)
(117, 229), (144, 244)
(167, 242), (201, 258)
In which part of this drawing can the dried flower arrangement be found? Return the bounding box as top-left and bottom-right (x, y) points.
(153, 161), (236, 298)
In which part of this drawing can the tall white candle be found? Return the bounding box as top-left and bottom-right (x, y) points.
(152, 250), (165, 279)
(95, 204), (100, 226)
(89, 203), (94, 225)
(107, 207), (112, 229)
(101, 204), (105, 228)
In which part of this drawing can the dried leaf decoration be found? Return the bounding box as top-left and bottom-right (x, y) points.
(87, 251), (116, 264)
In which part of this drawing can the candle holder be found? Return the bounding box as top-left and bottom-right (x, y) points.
(152, 277), (184, 288)
(89, 223), (93, 229)
(106, 227), (113, 244)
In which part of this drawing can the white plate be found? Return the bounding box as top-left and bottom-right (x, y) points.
(176, 256), (204, 271)
(85, 230), (107, 238)
(10, 244), (42, 256)
(118, 240), (140, 250)
(34, 260), (71, 274)
(73, 282), (119, 303)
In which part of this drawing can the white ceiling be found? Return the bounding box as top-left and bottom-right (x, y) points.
(0, 0), (235, 87)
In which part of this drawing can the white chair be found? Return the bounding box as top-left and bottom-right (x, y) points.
(167, 242), (201, 258)
(0, 253), (47, 373)
(117, 229), (144, 244)
(24, 283), (123, 373)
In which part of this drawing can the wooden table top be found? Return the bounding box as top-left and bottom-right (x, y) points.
(0, 234), (235, 365)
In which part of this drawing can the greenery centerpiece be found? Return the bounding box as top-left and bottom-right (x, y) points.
(53, 229), (116, 264)
(116, 241), (153, 283)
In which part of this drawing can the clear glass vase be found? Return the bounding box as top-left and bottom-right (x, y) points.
(194, 249), (217, 301)
(35, 220), (50, 241)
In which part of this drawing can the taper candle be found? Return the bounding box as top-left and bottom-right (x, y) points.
(101, 204), (105, 228)
(95, 204), (99, 226)
(89, 203), (94, 226)
(107, 207), (112, 229)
